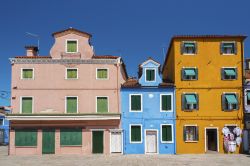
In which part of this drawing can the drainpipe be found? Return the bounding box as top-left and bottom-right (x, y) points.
(174, 86), (177, 154)
(116, 58), (121, 127)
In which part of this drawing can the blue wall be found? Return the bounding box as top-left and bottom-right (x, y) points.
(121, 87), (176, 154)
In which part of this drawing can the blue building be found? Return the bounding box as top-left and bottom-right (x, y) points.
(0, 106), (10, 145)
(121, 58), (176, 154)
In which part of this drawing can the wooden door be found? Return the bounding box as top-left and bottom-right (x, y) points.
(92, 131), (104, 154)
(146, 131), (157, 153)
(111, 131), (122, 153)
(42, 129), (55, 154)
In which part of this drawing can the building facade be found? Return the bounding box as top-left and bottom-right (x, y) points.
(0, 106), (11, 145)
(8, 28), (128, 155)
(121, 58), (176, 154)
(162, 35), (246, 154)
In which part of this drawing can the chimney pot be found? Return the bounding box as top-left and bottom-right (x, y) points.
(25, 46), (38, 56)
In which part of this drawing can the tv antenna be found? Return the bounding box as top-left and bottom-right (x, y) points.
(25, 32), (40, 54)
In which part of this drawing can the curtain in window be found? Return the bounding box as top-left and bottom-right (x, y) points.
(97, 97), (108, 113)
(67, 97), (77, 113)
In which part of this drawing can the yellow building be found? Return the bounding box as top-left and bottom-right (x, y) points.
(162, 35), (246, 154)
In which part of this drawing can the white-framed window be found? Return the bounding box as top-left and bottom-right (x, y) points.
(96, 68), (109, 80)
(181, 67), (198, 80)
(181, 41), (197, 55)
(65, 96), (78, 113)
(161, 124), (173, 143)
(66, 39), (78, 53)
(221, 67), (237, 80)
(160, 94), (173, 112)
(221, 41), (237, 55)
(222, 93), (239, 111)
(145, 68), (156, 82)
(96, 96), (109, 113)
(184, 125), (199, 142)
(130, 124), (142, 143)
(21, 68), (34, 79)
(66, 68), (78, 79)
(20, 96), (34, 114)
(182, 93), (199, 111)
(129, 94), (142, 112)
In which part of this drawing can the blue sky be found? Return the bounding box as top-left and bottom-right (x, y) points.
(0, 0), (250, 106)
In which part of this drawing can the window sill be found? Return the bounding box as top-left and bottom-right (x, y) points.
(185, 141), (198, 143)
(222, 79), (237, 81)
(182, 53), (196, 55)
(60, 145), (82, 147)
(130, 141), (142, 144)
(161, 141), (174, 144)
(222, 53), (236, 55)
(65, 78), (78, 80)
(96, 78), (109, 80)
(129, 110), (143, 112)
(160, 110), (173, 112)
(182, 110), (198, 112)
(15, 146), (37, 148)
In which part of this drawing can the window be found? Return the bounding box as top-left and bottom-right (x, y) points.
(66, 68), (78, 79)
(145, 69), (155, 81)
(221, 68), (237, 80)
(184, 126), (198, 142)
(182, 94), (199, 111)
(161, 94), (172, 111)
(66, 97), (78, 113)
(130, 125), (142, 143)
(246, 90), (250, 105)
(130, 94), (142, 112)
(66, 40), (77, 53)
(0, 119), (3, 126)
(15, 129), (37, 146)
(182, 68), (198, 80)
(222, 93), (239, 111)
(161, 124), (173, 143)
(181, 41), (197, 54)
(96, 69), (108, 79)
(60, 128), (82, 146)
(21, 97), (33, 113)
(96, 97), (108, 113)
(221, 42), (237, 54)
(21, 69), (34, 79)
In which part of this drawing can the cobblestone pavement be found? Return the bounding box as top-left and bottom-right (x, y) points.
(1, 146), (250, 166)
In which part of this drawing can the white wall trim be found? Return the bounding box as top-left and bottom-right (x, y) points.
(129, 124), (143, 144)
(21, 68), (34, 80)
(96, 68), (109, 80)
(129, 94), (143, 112)
(65, 39), (78, 53)
(160, 124), (174, 143)
(160, 93), (173, 112)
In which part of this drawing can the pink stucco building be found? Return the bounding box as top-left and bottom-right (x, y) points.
(8, 28), (128, 155)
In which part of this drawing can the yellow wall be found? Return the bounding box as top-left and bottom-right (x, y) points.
(163, 37), (244, 154)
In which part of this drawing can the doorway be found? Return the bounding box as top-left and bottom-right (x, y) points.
(205, 128), (218, 153)
(110, 130), (122, 153)
(92, 130), (104, 154)
(42, 129), (55, 154)
(145, 130), (157, 154)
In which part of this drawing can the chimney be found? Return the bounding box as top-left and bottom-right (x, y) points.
(25, 46), (38, 56)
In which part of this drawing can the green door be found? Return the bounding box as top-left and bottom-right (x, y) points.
(42, 129), (55, 154)
(92, 131), (104, 154)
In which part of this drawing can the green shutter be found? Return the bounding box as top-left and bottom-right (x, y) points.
(67, 69), (77, 79)
(60, 128), (82, 146)
(67, 97), (77, 113)
(162, 125), (172, 142)
(162, 95), (171, 111)
(97, 97), (108, 113)
(92, 131), (104, 153)
(146, 69), (155, 81)
(15, 129), (37, 146)
(131, 95), (141, 111)
(67, 41), (77, 52)
(22, 97), (32, 113)
(97, 69), (108, 79)
(22, 69), (33, 79)
(131, 126), (141, 142)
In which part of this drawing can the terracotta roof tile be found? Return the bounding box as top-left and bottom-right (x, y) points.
(122, 78), (140, 88)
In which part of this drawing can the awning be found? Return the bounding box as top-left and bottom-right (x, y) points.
(185, 94), (197, 104)
(225, 94), (238, 104)
(223, 44), (234, 48)
(184, 69), (196, 76)
(184, 43), (195, 47)
(247, 92), (250, 100)
(224, 69), (236, 76)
